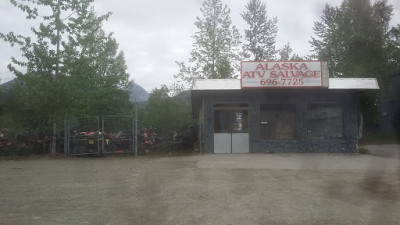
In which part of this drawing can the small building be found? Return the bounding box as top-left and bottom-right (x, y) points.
(191, 61), (379, 153)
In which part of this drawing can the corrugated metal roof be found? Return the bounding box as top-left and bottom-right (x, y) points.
(192, 78), (379, 90)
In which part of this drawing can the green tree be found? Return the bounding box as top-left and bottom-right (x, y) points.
(175, 0), (241, 86)
(241, 0), (278, 61)
(310, 0), (395, 131)
(310, 0), (393, 84)
(387, 25), (400, 71)
(140, 85), (192, 136)
(64, 10), (132, 116)
(279, 42), (303, 61)
(386, 25), (400, 134)
(0, 0), (132, 155)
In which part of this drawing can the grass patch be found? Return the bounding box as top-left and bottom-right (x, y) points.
(358, 148), (370, 154)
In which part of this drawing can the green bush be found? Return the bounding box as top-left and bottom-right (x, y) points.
(358, 148), (369, 154)
(0, 144), (33, 157)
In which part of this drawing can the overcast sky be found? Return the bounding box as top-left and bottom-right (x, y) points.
(0, 0), (399, 92)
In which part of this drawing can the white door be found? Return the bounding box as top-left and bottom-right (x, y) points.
(214, 133), (231, 153)
(232, 133), (249, 153)
(213, 108), (249, 153)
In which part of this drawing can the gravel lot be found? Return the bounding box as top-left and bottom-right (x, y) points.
(1, 149), (399, 225)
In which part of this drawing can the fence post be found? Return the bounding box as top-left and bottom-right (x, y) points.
(135, 104), (138, 157)
(101, 116), (105, 154)
(64, 116), (68, 156)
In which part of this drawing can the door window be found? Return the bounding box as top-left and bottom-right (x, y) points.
(214, 108), (248, 133)
(214, 110), (231, 133)
(232, 110), (249, 132)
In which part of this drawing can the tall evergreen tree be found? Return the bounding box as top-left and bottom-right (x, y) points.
(279, 43), (292, 61)
(279, 43), (303, 61)
(175, 0), (241, 86)
(310, 0), (393, 85)
(0, 0), (132, 155)
(387, 25), (400, 72)
(241, 0), (278, 61)
(310, 0), (395, 130)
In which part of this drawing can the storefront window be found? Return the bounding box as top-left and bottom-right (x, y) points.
(307, 104), (343, 139)
(259, 104), (296, 139)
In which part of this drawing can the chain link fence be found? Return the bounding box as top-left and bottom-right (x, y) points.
(102, 115), (135, 154)
(67, 116), (101, 155)
(66, 116), (135, 156)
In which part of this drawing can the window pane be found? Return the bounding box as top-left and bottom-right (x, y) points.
(214, 110), (230, 133)
(232, 110), (248, 132)
(214, 110), (249, 133)
(259, 104), (296, 139)
(307, 104), (343, 139)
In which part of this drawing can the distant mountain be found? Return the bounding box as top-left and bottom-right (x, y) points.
(0, 78), (149, 104)
(130, 83), (149, 103)
(0, 79), (15, 103)
(0, 79), (15, 92)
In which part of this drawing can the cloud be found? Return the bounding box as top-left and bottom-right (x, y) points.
(91, 0), (200, 91)
(1, 0), (399, 92)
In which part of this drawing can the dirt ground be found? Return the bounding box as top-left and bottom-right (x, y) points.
(1, 147), (400, 225)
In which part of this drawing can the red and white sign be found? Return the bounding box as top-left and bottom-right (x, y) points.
(241, 61), (323, 88)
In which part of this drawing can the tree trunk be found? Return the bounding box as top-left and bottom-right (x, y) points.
(51, 121), (57, 156)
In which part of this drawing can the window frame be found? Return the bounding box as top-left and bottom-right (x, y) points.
(258, 103), (297, 140)
(212, 103), (250, 134)
(306, 103), (344, 140)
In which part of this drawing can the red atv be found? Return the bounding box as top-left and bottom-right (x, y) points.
(139, 128), (162, 154)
